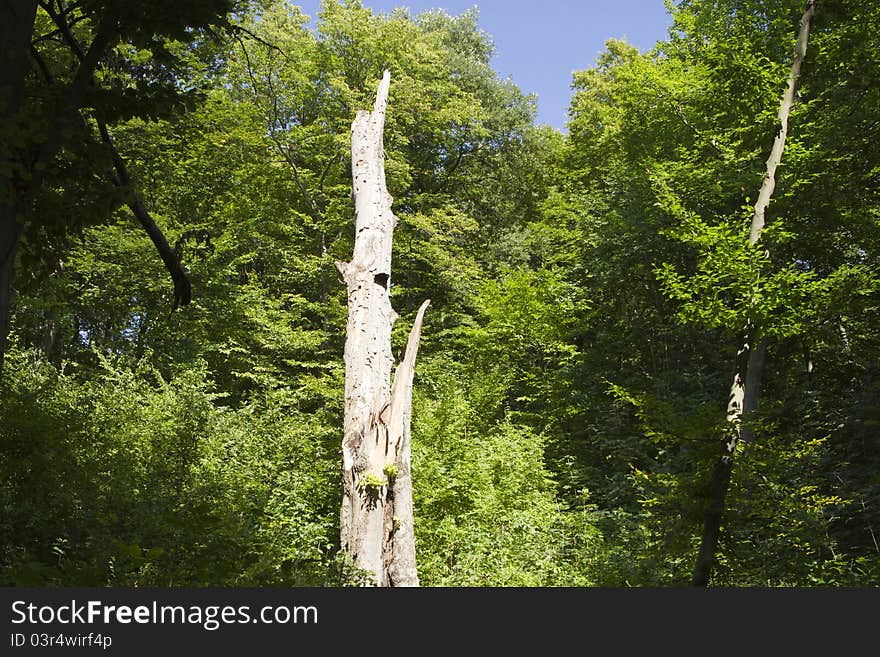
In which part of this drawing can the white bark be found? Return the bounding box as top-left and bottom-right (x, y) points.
(337, 71), (428, 586)
(749, 0), (816, 244)
(731, 0), (815, 441)
(386, 299), (429, 586)
(694, 1), (815, 586)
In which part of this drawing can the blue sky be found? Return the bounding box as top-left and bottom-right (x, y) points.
(292, 1), (673, 130)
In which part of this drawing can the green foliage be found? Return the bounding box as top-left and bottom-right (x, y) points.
(0, 345), (338, 585)
(358, 473), (388, 491)
(411, 364), (602, 586)
(4, 0), (598, 588)
(3, 0), (879, 589)
(558, 0), (880, 585)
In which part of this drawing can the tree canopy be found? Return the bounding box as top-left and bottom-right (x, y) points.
(1, 0), (877, 587)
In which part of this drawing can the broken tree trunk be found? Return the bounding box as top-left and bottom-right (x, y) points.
(336, 70), (428, 587)
(692, 0), (816, 587)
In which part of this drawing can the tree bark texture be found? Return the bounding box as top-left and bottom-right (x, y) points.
(337, 71), (428, 587)
(692, 0), (815, 587)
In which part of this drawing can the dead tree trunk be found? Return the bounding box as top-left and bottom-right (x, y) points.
(336, 70), (428, 587)
(692, 0), (815, 587)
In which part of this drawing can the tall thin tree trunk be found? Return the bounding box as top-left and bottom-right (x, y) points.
(0, 217), (21, 375)
(336, 71), (428, 587)
(2, 1), (119, 373)
(0, 1), (38, 375)
(692, 0), (815, 587)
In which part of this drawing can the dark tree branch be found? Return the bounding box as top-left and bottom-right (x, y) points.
(317, 151), (338, 194)
(31, 13), (89, 46)
(226, 23), (288, 59)
(39, 1), (86, 56)
(98, 122), (191, 310)
(29, 44), (54, 83)
(34, 3), (192, 311)
(231, 30), (325, 224)
(274, 142), (324, 222)
(29, 3), (119, 197)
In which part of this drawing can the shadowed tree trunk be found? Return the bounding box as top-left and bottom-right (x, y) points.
(692, 0), (816, 587)
(1, 2), (196, 375)
(336, 70), (429, 587)
(0, 0), (38, 375)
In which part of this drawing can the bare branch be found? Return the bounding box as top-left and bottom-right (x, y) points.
(231, 30), (325, 224)
(226, 23), (288, 59)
